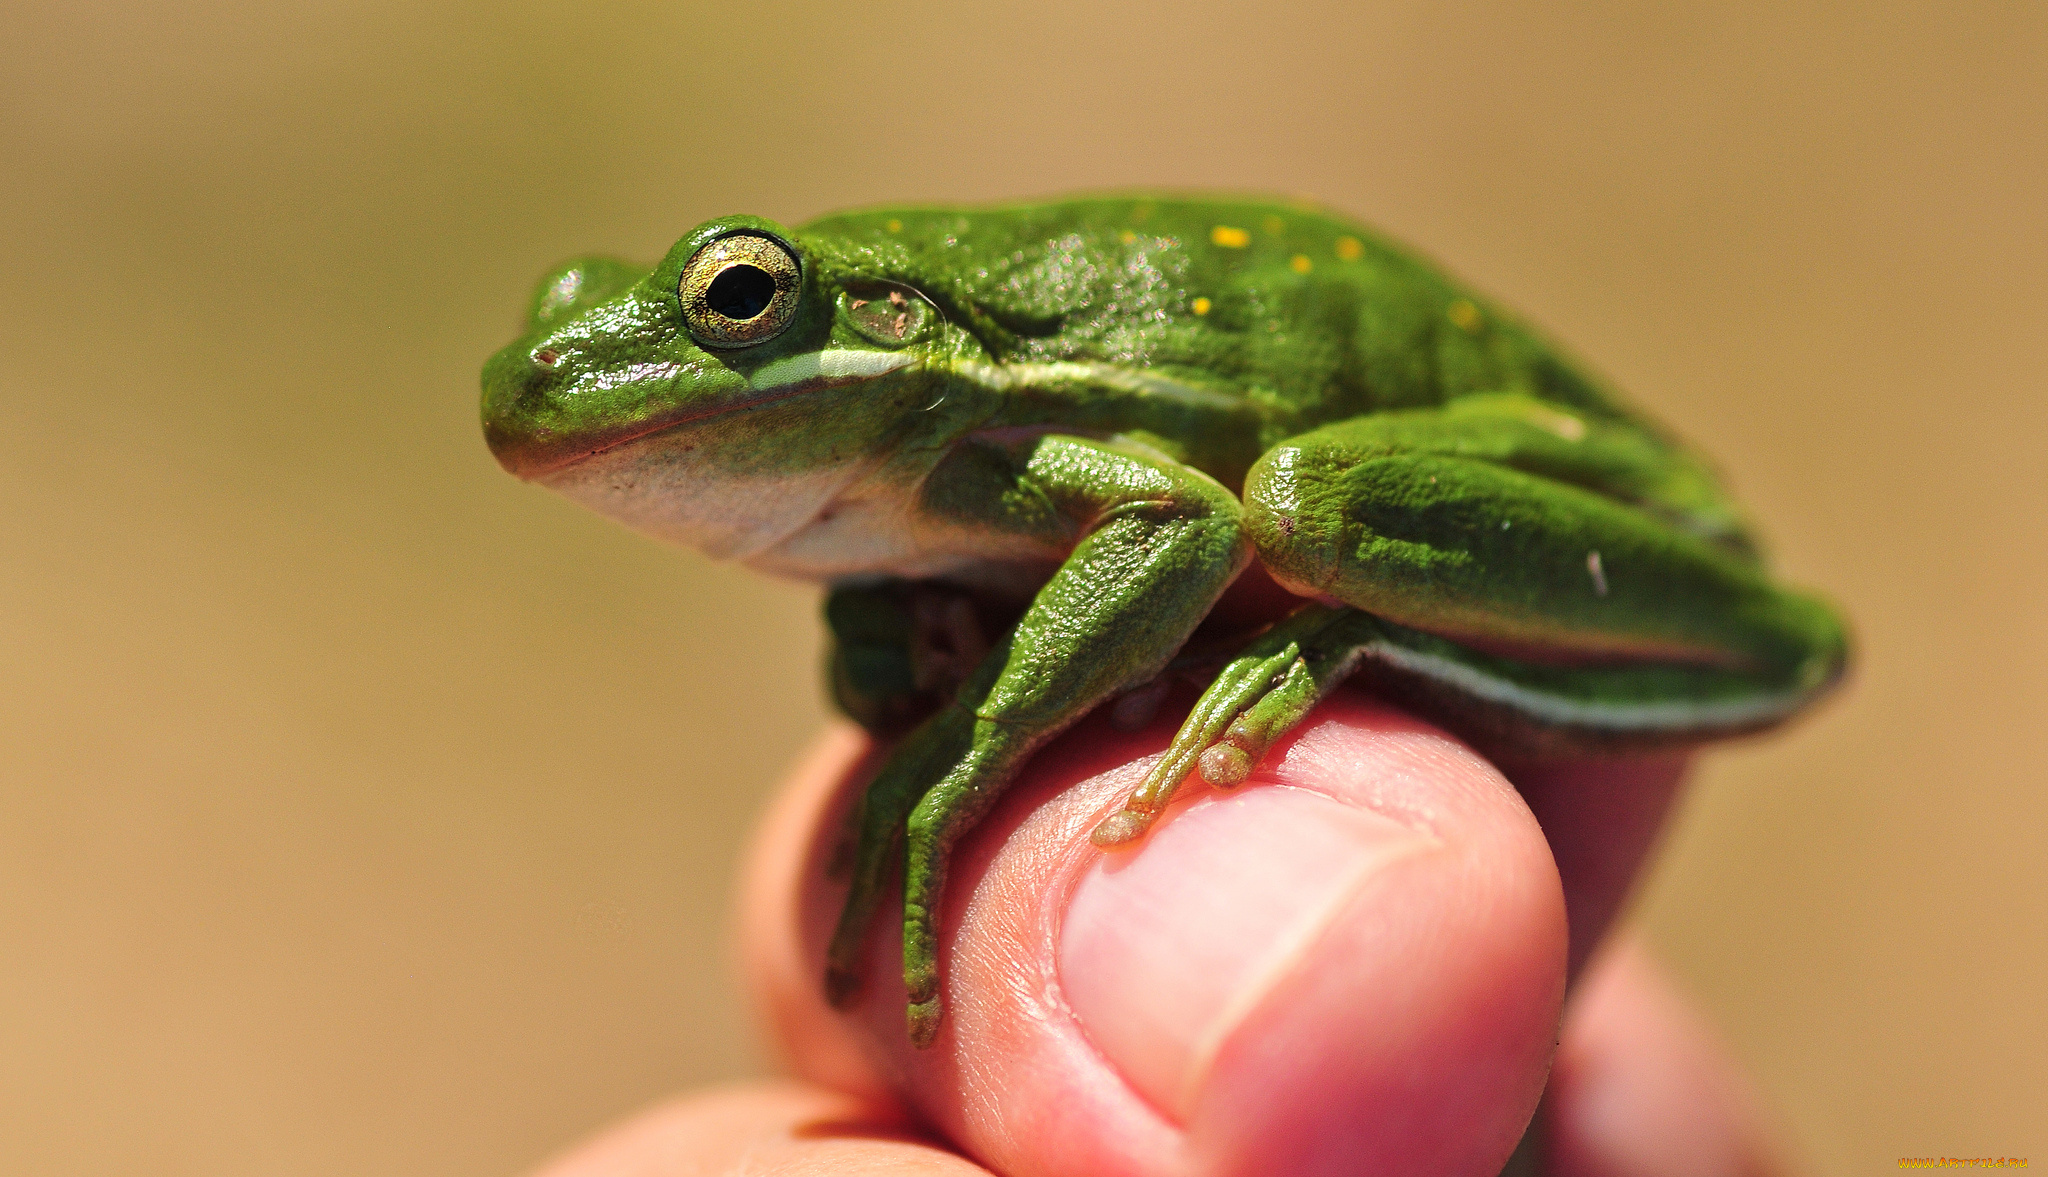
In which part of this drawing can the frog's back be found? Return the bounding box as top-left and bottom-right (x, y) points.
(800, 195), (1645, 449)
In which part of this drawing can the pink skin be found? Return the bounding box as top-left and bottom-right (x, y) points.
(531, 697), (1793, 1177)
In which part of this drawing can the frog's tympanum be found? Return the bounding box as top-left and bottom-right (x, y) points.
(483, 196), (1847, 1048)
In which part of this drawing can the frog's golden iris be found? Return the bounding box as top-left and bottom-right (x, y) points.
(677, 230), (802, 348)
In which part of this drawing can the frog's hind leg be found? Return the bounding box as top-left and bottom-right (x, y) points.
(1238, 414), (1844, 700)
(1095, 411), (1848, 845)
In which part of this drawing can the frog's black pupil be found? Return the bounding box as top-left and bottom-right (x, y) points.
(707, 264), (777, 320)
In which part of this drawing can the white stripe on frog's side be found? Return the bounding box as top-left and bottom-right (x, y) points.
(1367, 639), (1818, 735)
(747, 352), (1245, 412)
(748, 349), (918, 391)
(950, 360), (1247, 410)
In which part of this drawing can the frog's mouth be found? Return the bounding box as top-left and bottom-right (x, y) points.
(492, 379), (827, 480)
(487, 348), (919, 480)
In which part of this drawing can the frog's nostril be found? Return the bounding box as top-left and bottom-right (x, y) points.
(480, 343), (559, 471)
(534, 347), (561, 368)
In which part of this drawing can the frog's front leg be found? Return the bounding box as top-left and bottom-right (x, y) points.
(825, 434), (1250, 1046)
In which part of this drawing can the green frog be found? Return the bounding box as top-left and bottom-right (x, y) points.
(481, 195), (1847, 1049)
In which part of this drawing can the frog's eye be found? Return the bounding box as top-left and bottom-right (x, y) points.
(678, 232), (802, 348)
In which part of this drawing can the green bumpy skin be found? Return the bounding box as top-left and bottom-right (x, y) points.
(482, 195), (1849, 1050)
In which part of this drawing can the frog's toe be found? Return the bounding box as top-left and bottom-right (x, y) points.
(907, 997), (944, 1049)
(1199, 739), (1255, 787)
(1089, 806), (1158, 847)
(1092, 608), (1381, 851)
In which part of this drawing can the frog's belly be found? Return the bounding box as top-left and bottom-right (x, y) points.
(536, 441), (864, 562)
(744, 492), (1058, 590)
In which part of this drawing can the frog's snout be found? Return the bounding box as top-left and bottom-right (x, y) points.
(481, 256), (655, 480)
(480, 341), (558, 479)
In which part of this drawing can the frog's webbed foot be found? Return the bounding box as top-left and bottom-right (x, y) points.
(1091, 604), (1383, 847)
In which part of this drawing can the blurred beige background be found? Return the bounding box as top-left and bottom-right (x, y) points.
(2, 0), (2041, 1173)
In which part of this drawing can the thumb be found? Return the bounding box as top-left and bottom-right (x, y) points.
(745, 696), (1567, 1177)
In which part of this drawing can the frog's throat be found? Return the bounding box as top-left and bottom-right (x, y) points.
(534, 424), (888, 563)
(518, 349), (918, 479)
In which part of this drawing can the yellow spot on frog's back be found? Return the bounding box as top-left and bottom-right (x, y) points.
(1499, 398), (1589, 441)
(1290, 254), (1312, 274)
(1191, 296), (1212, 315)
(1334, 236), (1364, 261)
(1447, 298), (1483, 332)
(1210, 225), (1251, 248)
(1534, 408), (1587, 441)
(1262, 215), (1286, 235)
(885, 218), (902, 233)
(1119, 230), (1137, 244)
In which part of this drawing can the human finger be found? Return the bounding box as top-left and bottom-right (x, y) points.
(523, 1080), (988, 1177)
(1546, 936), (1799, 1177)
(1501, 754), (1691, 980)
(743, 696), (1568, 1177)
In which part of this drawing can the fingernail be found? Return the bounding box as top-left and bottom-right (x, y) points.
(1058, 785), (1429, 1120)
